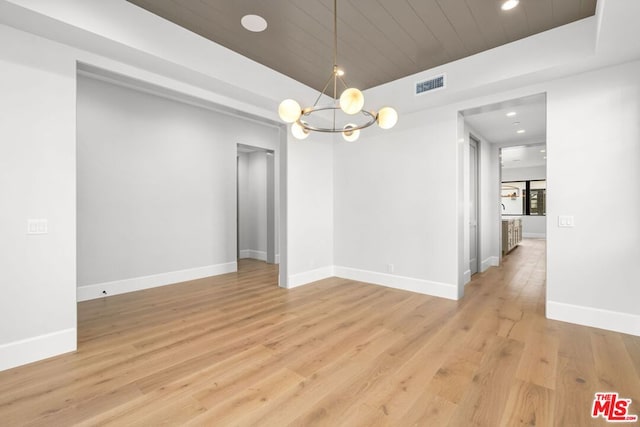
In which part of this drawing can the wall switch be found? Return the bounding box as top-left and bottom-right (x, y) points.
(558, 215), (574, 228)
(27, 219), (48, 234)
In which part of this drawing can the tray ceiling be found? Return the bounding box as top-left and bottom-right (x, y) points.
(126, 0), (596, 92)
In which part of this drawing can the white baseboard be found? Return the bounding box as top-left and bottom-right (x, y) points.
(239, 249), (267, 261)
(0, 328), (76, 372)
(77, 262), (237, 302)
(547, 301), (640, 337)
(286, 266), (334, 289)
(239, 251), (279, 264)
(523, 233), (546, 239)
(334, 266), (458, 301)
(481, 256), (500, 272)
(463, 270), (471, 286)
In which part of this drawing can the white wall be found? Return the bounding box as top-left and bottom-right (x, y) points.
(333, 110), (460, 300)
(77, 75), (281, 299)
(546, 60), (640, 334)
(520, 217), (546, 239)
(0, 25), (77, 370)
(360, 59), (640, 335)
(238, 151), (268, 260)
(502, 165), (545, 181)
(286, 135), (334, 287)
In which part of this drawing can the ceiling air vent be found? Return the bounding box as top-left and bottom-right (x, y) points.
(415, 74), (446, 96)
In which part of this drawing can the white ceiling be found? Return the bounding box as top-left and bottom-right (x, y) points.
(463, 93), (546, 169)
(501, 144), (546, 169)
(462, 93), (546, 145)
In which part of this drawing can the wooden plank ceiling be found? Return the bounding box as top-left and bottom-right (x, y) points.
(126, 0), (596, 92)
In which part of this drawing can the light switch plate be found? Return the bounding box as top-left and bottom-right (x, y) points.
(558, 215), (575, 228)
(27, 219), (48, 234)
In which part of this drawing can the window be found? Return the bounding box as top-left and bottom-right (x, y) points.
(501, 180), (546, 216)
(529, 180), (546, 215)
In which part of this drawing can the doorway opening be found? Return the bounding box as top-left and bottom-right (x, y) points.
(458, 93), (547, 298)
(237, 144), (278, 269)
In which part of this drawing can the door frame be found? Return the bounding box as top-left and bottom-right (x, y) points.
(469, 134), (480, 276)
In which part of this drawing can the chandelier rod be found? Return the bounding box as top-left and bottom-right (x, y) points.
(333, 0), (338, 130)
(312, 72), (335, 108)
(334, 0), (338, 71)
(330, 0), (338, 130)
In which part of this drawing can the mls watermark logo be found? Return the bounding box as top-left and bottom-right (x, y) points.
(592, 392), (638, 422)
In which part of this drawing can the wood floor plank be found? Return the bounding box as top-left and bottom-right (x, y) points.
(553, 356), (599, 427)
(283, 303), (462, 425)
(183, 368), (305, 426)
(396, 392), (457, 427)
(231, 327), (405, 426)
(0, 246), (639, 425)
(622, 334), (640, 379)
(447, 336), (524, 426)
(515, 321), (559, 390)
(591, 330), (640, 405)
(499, 380), (553, 427)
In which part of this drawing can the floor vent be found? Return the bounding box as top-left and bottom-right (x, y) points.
(415, 74), (446, 95)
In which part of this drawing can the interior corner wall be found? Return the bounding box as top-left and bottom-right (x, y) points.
(76, 74), (280, 300)
(238, 151), (268, 261)
(546, 59), (640, 335)
(0, 24), (77, 371)
(333, 110), (460, 300)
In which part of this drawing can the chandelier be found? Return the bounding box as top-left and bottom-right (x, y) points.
(277, 0), (398, 141)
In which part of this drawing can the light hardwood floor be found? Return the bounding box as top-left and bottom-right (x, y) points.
(1, 239), (639, 426)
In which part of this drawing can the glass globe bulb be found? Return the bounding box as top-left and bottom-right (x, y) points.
(291, 121), (310, 140)
(339, 88), (364, 115)
(342, 124), (360, 142)
(377, 107), (398, 130)
(278, 99), (302, 123)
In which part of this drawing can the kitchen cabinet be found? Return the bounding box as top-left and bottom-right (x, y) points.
(502, 218), (522, 255)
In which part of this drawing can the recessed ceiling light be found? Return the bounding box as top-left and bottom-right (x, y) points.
(241, 14), (267, 32)
(543, 156), (547, 160)
(506, 111), (517, 117)
(517, 129), (526, 134)
(540, 149), (546, 153)
(501, 0), (520, 11)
